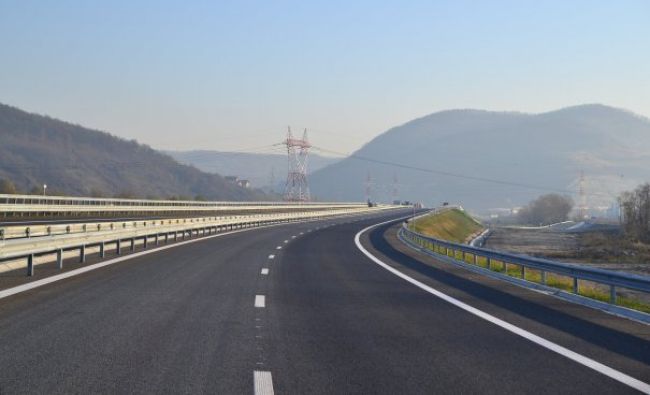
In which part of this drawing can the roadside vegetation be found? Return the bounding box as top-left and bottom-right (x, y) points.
(412, 208), (484, 244)
(619, 182), (650, 242)
(516, 193), (574, 225)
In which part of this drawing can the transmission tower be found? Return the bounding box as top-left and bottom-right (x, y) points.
(268, 166), (276, 193)
(578, 170), (587, 219)
(283, 127), (311, 202)
(365, 171), (373, 203)
(392, 173), (399, 203)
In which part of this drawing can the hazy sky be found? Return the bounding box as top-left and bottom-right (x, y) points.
(1, 1), (648, 154)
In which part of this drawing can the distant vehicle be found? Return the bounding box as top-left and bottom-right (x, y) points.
(442, 202), (449, 206)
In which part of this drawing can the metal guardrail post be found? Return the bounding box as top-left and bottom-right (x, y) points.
(116, 240), (121, 255)
(130, 238), (135, 251)
(143, 236), (148, 250)
(57, 249), (63, 269)
(541, 270), (547, 285)
(573, 278), (579, 294)
(80, 245), (86, 263)
(27, 254), (34, 276)
(100, 242), (105, 258)
(610, 286), (617, 304)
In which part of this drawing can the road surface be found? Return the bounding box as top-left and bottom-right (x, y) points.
(0, 210), (648, 394)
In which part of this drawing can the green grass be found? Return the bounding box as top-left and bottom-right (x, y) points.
(412, 209), (483, 244)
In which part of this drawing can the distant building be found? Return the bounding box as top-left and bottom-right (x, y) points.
(237, 179), (251, 188)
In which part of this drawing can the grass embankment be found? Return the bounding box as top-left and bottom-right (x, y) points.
(412, 208), (483, 243)
(417, 230), (650, 314)
(409, 209), (650, 314)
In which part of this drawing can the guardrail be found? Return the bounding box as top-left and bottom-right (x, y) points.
(399, 223), (650, 307)
(1, 205), (395, 277)
(0, 194), (365, 217)
(0, 213), (327, 240)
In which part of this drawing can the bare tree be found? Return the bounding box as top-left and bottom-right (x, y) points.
(517, 193), (574, 225)
(0, 178), (18, 194)
(619, 183), (650, 242)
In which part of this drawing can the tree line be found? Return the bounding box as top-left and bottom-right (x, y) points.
(0, 177), (219, 201)
(516, 193), (574, 226)
(619, 183), (650, 242)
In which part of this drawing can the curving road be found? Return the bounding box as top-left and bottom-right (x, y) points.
(0, 210), (648, 394)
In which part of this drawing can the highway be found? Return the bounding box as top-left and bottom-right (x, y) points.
(0, 210), (648, 394)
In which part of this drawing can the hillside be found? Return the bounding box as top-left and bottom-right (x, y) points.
(0, 103), (268, 200)
(310, 104), (650, 212)
(167, 150), (339, 192)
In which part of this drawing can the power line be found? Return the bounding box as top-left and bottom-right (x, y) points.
(311, 145), (613, 198)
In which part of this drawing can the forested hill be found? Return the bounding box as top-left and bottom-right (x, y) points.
(0, 103), (269, 200)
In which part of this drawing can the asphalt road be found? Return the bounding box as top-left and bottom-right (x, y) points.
(0, 210), (648, 394)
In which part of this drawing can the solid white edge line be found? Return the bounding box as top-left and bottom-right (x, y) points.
(255, 294), (266, 308)
(254, 370), (274, 395)
(0, 226), (260, 301)
(261, 268), (269, 275)
(354, 217), (650, 394)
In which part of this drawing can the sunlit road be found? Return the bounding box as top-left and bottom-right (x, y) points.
(0, 210), (648, 394)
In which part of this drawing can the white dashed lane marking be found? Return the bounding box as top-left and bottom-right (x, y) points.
(268, 254), (275, 259)
(261, 268), (269, 275)
(254, 371), (274, 395)
(254, 295), (266, 308)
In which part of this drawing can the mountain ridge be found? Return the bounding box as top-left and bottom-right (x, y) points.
(0, 102), (269, 200)
(310, 104), (650, 212)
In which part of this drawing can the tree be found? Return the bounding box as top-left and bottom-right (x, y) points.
(89, 188), (106, 198)
(30, 185), (44, 195)
(517, 193), (574, 225)
(619, 183), (650, 242)
(115, 190), (137, 199)
(0, 178), (18, 194)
